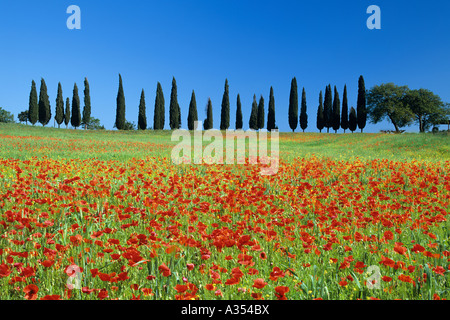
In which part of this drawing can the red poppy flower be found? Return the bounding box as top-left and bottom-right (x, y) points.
(0, 263), (12, 278)
(173, 284), (187, 293)
(186, 263), (195, 271)
(259, 252), (267, 260)
(24, 284), (39, 300)
(97, 289), (109, 300)
(205, 284), (215, 291)
(158, 263), (171, 277)
(274, 286), (289, 300)
(252, 278), (268, 289)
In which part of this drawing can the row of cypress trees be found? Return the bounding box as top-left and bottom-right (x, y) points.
(28, 78), (91, 129)
(289, 75), (367, 133)
(28, 74), (366, 132)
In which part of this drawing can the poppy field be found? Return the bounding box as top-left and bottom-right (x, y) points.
(0, 124), (449, 300)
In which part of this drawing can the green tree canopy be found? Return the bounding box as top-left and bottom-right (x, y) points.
(341, 85), (349, 133)
(0, 107), (14, 123)
(28, 80), (38, 125)
(138, 89), (147, 130)
(316, 91), (324, 133)
(220, 79), (230, 130)
(357, 75), (367, 132)
(115, 74), (126, 130)
(71, 83), (81, 129)
(187, 90), (198, 130)
(204, 98), (213, 130)
(55, 82), (64, 128)
(38, 78), (51, 126)
(267, 87), (276, 131)
(249, 95), (258, 130)
(404, 88), (449, 132)
(349, 107), (357, 133)
(82, 77), (91, 129)
(366, 83), (414, 132)
(169, 77), (180, 130)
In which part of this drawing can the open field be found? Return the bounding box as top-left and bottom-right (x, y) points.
(0, 123), (449, 300)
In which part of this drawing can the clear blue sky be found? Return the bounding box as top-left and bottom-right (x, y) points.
(1, 0), (449, 132)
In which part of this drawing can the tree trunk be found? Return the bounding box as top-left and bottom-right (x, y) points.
(419, 115), (424, 133)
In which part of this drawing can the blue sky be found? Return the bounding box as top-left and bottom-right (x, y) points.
(0, 0), (449, 132)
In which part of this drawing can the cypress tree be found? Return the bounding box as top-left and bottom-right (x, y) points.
(349, 107), (357, 133)
(341, 85), (349, 133)
(204, 98), (213, 130)
(235, 94), (243, 130)
(317, 91), (325, 133)
(249, 95), (258, 130)
(324, 84), (333, 133)
(55, 82), (64, 128)
(332, 86), (340, 133)
(115, 74), (126, 130)
(187, 90), (198, 130)
(64, 97), (70, 128)
(71, 83), (81, 129)
(357, 75), (367, 133)
(138, 89), (147, 130)
(82, 77), (91, 129)
(220, 79), (230, 130)
(169, 77), (180, 130)
(28, 80), (38, 125)
(288, 77), (298, 132)
(300, 87), (308, 132)
(267, 87), (276, 131)
(257, 95), (265, 130)
(38, 78), (51, 126)
(154, 82), (165, 130)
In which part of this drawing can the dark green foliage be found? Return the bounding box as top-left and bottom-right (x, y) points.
(64, 98), (70, 128)
(267, 87), (276, 131)
(187, 90), (198, 130)
(18, 110), (29, 124)
(249, 95), (258, 130)
(349, 107), (357, 133)
(235, 94), (243, 130)
(332, 86), (340, 133)
(82, 78), (91, 129)
(220, 79), (230, 130)
(55, 82), (64, 128)
(87, 117), (105, 130)
(115, 74), (126, 130)
(123, 120), (136, 131)
(357, 75), (367, 133)
(257, 95), (265, 130)
(28, 80), (38, 125)
(138, 89), (147, 130)
(404, 88), (449, 132)
(317, 91), (325, 133)
(366, 83), (413, 132)
(300, 87), (308, 132)
(38, 78), (51, 126)
(0, 107), (14, 123)
(153, 82), (165, 130)
(341, 85), (349, 132)
(169, 77), (180, 130)
(324, 84), (333, 132)
(71, 83), (81, 129)
(288, 77), (298, 132)
(204, 98), (213, 130)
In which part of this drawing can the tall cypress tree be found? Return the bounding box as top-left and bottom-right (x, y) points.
(300, 87), (308, 132)
(332, 86), (341, 133)
(220, 79), (230, 130)
(28, 80), (38, 125)
(55, 82), (64, 128)
(235, 94), (243, 130)
(38, 78), (51, 126)
(169, 77), (180, 130)
(341, 85), (349, 133)
(317, 91), (325, 133)
(257, 95), (265, 130)
(267, 87), (276, 131)
(249, 95), (258, 130)
(357, 75), (367, 133)
(138, 89), (147, 130)
(82, 77), (91, 129)
(324, 85), (333, 133)
(187, 90), (198, 130)
(204, 98), (213, 130)
(64, 97), (70, 128)
(71, 83), (81, 129)
(288, 77), (298, 132)
(349, 107), (357, 133)
(154, 82), (165, 130)
(115, 74), (126, 130)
